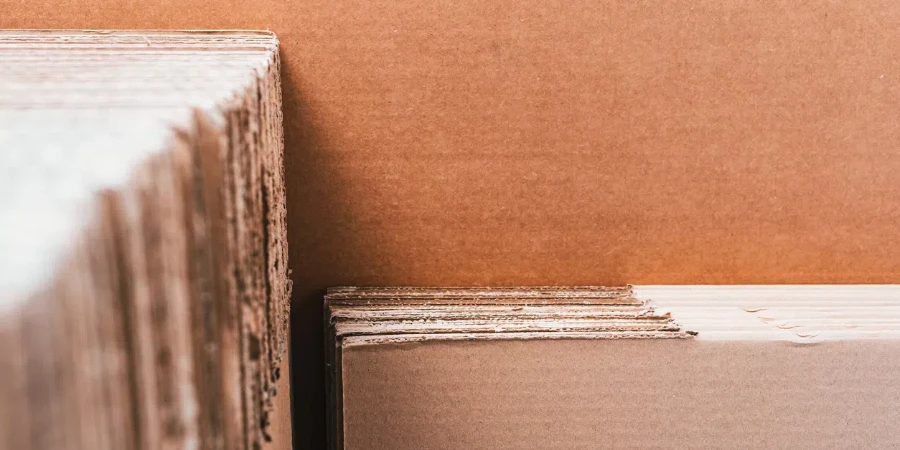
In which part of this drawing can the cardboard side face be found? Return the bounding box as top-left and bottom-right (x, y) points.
(342, 338), (900, 450)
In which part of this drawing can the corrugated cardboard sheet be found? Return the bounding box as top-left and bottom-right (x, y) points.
(332, 286), (900, 449)
(0, 31), (289, 450)
(4, 2), (900, 447)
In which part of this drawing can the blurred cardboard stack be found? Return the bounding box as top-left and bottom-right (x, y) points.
(0, 31), (290, 450)
(327, 285), (900, 450)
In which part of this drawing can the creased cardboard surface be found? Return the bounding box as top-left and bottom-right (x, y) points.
(5, 2), (900, 447)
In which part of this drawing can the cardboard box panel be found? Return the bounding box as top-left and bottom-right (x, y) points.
(342, 338), (900, 450)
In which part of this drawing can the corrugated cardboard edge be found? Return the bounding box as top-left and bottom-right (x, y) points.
(0, 31), (291, 450)
(208, 35), (291, 448)
(323, 287), (694, 450)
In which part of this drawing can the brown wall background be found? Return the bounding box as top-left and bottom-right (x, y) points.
(4, 1), (900, 448)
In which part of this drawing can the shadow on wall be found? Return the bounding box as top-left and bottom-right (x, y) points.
(278, 39), (637, 449)
(281, 49), (408, 450)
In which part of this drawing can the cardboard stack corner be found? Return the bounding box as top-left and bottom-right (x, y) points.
(326, 285), (900, 450)
(0, 31), (291, 450)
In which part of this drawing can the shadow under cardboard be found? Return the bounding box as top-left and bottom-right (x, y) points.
(281, 51), (416, 450)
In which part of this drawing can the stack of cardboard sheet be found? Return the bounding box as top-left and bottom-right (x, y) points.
(326, 285), (900, 450)
(0, 31), (290, 450)
(324, 286), (691, 450)
(325, 285), (690, 345)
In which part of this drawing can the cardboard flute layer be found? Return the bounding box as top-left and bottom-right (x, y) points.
(328, 286), (900, 450)
(0, 31), (290, 450)
(324, 286), (691, 450)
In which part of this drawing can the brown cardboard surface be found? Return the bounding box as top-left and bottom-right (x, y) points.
(329, 285), (900, 449)
(0, 32), (289, 450)
(268, 357), (294, 450)
(342, 338), (900, 450)
(6, 3), (900, 447)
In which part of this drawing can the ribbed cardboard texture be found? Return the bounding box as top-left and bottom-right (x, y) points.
(0, 31), (290, 450)
(5, 2), (900, 447)
(325, 286), (691, 450)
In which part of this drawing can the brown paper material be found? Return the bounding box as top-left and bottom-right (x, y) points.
(5, 3), (900, 446)
(329, 285), (900, 450)
(0, 31), (290, 450)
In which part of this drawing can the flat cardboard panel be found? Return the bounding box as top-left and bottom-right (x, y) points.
(5, 2), (900, 447)
(342, 339), (900, 450)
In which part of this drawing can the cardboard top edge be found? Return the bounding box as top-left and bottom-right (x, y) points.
(635, 285), (900, 296)
(327, 304), (663, 321)
(327, 303), (650, 310)
(327, 285), (900, 344)
(325, 297), (643, 307)
(340, 330), (693, 347)
(325, 286), (637, 303)
(328, 285), (633, 292)
(334, 321), (681, 339)
(0, 30), (279, 51)
(0, 30), (277, 37)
